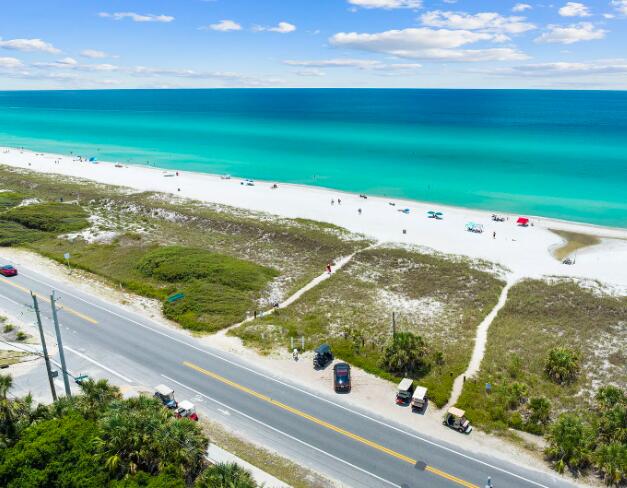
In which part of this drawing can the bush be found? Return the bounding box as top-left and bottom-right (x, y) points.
(0, 220), (45, 246)
(195, 462), (257, 488)
(545, 347), (580, 385)
(379, 332), (430, 377)
(2, 323), (14, 333)
(528, 396), (551, 426)
(594, 442), (627, 486)
(0, 192), (26, 209)
(137, 246), (278, 291)
(15, 332), (26, 342)
(2, 202), (88, 233)
(545, 413), (593, 474)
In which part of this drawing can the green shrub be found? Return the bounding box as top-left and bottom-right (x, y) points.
(545, 413), (593, 474)
(545, 347), (581, 385)
(0, 220), (46, 246)
(379, 332), (430, 378)
(0, 192), (26, 209)
(15, 331), (27, 342)
(2, 323), (14, 333)
(2, 202), (88, 233)
(137, 246), (278, 290)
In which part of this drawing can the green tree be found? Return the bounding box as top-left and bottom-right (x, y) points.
(77, 378), (122, 419)
(544, 347), (580, 385)
(379, 332), (430, 377)
(528, 397), (551, 426)
(0, 413), (108, 488)
(506, 382), (528, 410)
(95, 395), (207, 483)
(545, 414), (592, 474)
(0, 374), (47, 448)
(195, 462), (257, 488)
(594, 442), (627, 486)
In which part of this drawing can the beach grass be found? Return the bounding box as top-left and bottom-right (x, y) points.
(0, 165), (369, 332)
(456, 278), (627, 433)
(231, 247), (505, 407)
(549, 229), (601, 261)
(0, 350), (30, 367)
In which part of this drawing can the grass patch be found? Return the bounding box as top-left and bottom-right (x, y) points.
(0, 350), (29, 367)
(232, 247), (504, 407)
(2, 202), (89, 233)
(550, 229), (601, 261)
(202, 420), (332, 488)
(0, 191), (26, 209)
(0, 220), (46, 246)
(457, 279), (627, 433)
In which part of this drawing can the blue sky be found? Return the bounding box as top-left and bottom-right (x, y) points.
(1, 0), (626, 89)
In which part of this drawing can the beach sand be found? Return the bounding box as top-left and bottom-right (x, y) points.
(1, 146), (626, 291)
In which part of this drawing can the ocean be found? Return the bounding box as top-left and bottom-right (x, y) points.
(0, 89), (625, 228)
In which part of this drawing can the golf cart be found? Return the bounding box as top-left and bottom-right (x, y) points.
(313, 343), (333, 369)
(154, 384), (177, 409)
(396, 378), (414, 405)
(411, 386), (428, 412)
(175, 400), (199, 421)
(443, 407), (472, 433)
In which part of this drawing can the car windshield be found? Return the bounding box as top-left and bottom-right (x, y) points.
(2, 265), (13, 269)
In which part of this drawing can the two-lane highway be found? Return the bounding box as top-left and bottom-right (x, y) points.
(0, 260), (576, 488)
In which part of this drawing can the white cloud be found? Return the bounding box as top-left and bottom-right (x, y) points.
(206, 20), (242, 31)
(603, 13), (616, 18)
(284, 58), (382, 69)
(295, 68), (326, 77)
(347, 0), (422, 9)
(254, 22), (296, 33)
(81, 49), (109, 59)
(99, 12), (174, 23)
(0, 38), (60, 54)
(611, 0), (627, 15)
(512, 3), (532, 12)
(491, 60), (627, 76)
(535, 22), (606, 44)
(558, 2), (591, 17)
(420, 11), (535, 34)
(329, 28), (528, 61)
(0, 57), (23, 69)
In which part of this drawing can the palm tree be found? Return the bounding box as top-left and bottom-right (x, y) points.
(545, 413), (592, 474)
(77, 378), (121, 418)
(379, 332), (429, 377)
(594, 442), (626, 486)
(196, 462), (257, 488)
(544, 347), (580, 384)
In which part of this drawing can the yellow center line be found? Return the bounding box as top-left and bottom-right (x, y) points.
(0, 277), (98, 325)
(183, 361), (479, 488)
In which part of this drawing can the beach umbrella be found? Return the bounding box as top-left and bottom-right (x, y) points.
(427, 210), (436, 217)
(89, 157), (97, 162)
(516, 217), (529, 226)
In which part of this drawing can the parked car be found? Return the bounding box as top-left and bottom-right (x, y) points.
(154, 384), (177, 409)
(411, 386), (428, 412)
(175, 400), (199, 421)
(443, 407), (472, 433)
(0, 265), (18, 277)
(313, 343), (333, 369)
(333, 362), (351, 393)
(395, 378), (414, 405)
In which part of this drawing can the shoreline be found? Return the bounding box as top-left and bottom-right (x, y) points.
(1, 145), (626, 290)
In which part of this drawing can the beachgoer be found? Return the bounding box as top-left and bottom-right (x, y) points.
(493, 231), (496, 239)
(176, 171), (179, 176)
(486, 477), (493, 488)
(358, 208), (362, 215)
(331, 199), (335, 205)
(254, 310), (257, 319)
(337, 198), (341, 205)
(402, 229), (407, 234)
(293, 348), (299, 361)
(326, 262), (332, 274)
(177, 188), (180, 192)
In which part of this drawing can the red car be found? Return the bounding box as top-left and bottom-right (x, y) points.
(0, 265), (17, 277)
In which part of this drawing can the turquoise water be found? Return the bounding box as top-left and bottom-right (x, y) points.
(0, 89), (626, 228)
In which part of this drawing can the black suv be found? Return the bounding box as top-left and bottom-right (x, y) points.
(313, 343), (333, 369)
(333, 362), (351, 393)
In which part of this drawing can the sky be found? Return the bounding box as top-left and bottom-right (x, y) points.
(1, 0), (626, 90)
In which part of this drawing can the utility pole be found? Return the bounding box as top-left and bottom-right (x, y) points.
(50, 292), (71, 397)
(31, 292), (57, 401)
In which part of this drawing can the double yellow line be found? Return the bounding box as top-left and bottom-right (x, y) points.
(184, 361), (479, 488)
(0, 276), (98, 324)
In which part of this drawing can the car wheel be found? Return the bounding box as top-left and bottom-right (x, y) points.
(458, 427), (464, 433)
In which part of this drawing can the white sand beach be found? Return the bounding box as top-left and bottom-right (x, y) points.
(2, 146), (626, 290)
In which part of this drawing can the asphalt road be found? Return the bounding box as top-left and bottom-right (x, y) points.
(0, 260), (577, 488)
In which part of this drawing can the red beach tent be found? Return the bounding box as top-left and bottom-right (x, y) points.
(516, 217), (529, 226)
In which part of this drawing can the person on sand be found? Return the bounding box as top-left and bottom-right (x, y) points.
(331, 199), (335, 205)
(337, 198), (341, 205)
(176, 171), (179, 176)
(358, 208), (362, 215)
(493, 231), (496, 239)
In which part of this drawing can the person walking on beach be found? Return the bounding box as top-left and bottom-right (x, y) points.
(337, 198), (341, 205)
(326, 262), (332, 274)
(358, 208), (362, 215)
(331, 199), (335, 205)
(493, 231), (496, 239)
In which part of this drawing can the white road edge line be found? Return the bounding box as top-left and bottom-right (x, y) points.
(65, 346), (134, 383)
(20, 270), (553, 488)
(162, 374), (400, 488)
